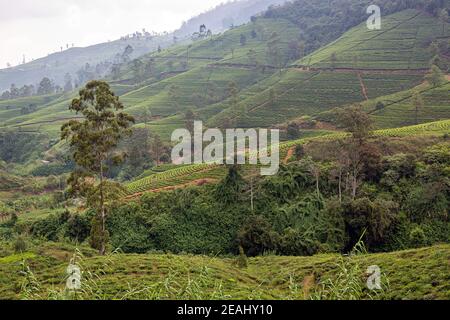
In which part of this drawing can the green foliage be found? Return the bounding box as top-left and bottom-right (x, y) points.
(62, 80), (135, 255)
(13, 236), (27, 253)
(0, 132), (49, 164)
(409, 226), (427, 248)
(214, 165), (246, 204)
(312, 241), (387, 300)
(30, 210), (90, 243)
(0, 241), (446, 300)
(237, 215), (279, 257)
(425, 65), (445, 87)
(30, 163), (74, 177)
(236, 246), (248, 268)
(109, 187), (250, 255)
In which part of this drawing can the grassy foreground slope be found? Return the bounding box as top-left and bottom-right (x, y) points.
(0, 242), (448, 300)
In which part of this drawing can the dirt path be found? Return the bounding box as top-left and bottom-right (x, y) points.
(283, 146), (296, 164)
(8, 116), (84, 128)
(291, 66), (428, 75)
(124, 178), (219, 200)
(357, 72), (369, 101)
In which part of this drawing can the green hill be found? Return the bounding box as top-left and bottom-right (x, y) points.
(296, 9), (450, 70)
(0, 241), (448, 300)
(365, 82), (450, 128)
(0, 0), (288, 92)
(2, 8), (448, 138)
(0, 6), (448, 173)
(210, 9), (450, 128)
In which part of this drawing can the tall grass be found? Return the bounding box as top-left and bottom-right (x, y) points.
(310, 238), (389, 300)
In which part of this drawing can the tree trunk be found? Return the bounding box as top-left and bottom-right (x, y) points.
(351, 172), (357, 200)
(250, 177), (254, 213)
(415, 106), (418, 125)
(316, 175), (320, 197)
(338, 168), (342, 203)
(99, 161), (106, 256)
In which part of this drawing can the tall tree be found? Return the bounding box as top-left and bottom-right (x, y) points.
(64, 73), (73, 92)
(338, 105), (374, 199)
(412, 91), (424, 125)
(426, 65), (445, 87)
(37, 77), (54, 95)
(61, 81), (135, 255)
(151, 134), (165, 166)
(439, 9), (449, 36)
(240, 34), (247, 46)
(330, 52), (338, 69)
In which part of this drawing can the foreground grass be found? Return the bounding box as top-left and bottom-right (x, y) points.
(0, 242), (448, 300)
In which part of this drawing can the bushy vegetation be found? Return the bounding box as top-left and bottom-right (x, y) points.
(21, 136), (449, 258)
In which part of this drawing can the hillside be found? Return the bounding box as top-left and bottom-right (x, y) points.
(2, 9), (448, 138)
(210, 9), (450, 127)
(0, 35), (174, 93)
(0, 241), (448, 300)
(365, 82), (450, 128)
(1, 0), (450, 303)
(0, 16), (303, 138)
(0, 0), (286, 92)
(124, 119), (450, 196)
(174, 0), (288, 37)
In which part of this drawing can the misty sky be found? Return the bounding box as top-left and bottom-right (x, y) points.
(0, 0), (226, 68)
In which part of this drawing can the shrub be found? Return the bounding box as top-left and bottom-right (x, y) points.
(13, 236), (27, 253)
(236, 246), (248, 268)
(375, 101), (385, 110)
(279, 228), (320, 256)
(409, 227), (427, 248)
(237, 215), (279, 257)
(66, 214), (91, 243)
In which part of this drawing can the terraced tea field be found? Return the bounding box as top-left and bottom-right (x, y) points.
(126, 164), (226, 195)
(365, 82), (450, 128)
(296, 9), (450, 70)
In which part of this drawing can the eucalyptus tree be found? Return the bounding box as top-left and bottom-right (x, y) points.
(61, 80), (135, 255)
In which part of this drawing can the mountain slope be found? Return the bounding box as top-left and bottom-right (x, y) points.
(0, 0), (287, 92)
(363, 81), (450, 128)
(209, 9), (450, 128)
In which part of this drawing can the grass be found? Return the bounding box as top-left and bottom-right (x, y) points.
(0, 241), (448, 300)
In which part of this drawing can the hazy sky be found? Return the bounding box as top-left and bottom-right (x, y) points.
(0, 0), (226, 68)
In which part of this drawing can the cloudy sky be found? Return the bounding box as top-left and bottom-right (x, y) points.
(0, 0), (226, 68)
